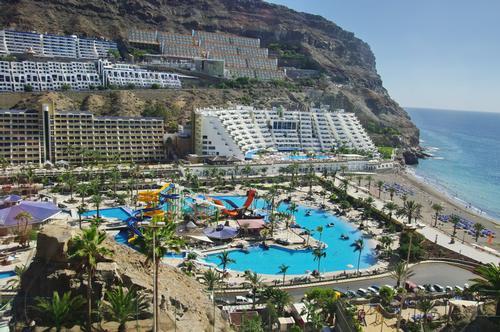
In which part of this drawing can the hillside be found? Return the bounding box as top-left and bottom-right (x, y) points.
(0, 0), (420, 150)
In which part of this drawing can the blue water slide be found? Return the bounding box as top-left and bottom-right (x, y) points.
(132, 207), (160, 218)
(221, 198), (239, 209)
(160, 183), (175, 195)
(125, 217), (143, 237)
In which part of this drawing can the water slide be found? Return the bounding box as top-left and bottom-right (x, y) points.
(138, 183), (176, 204)
(211, 189), (257, 217)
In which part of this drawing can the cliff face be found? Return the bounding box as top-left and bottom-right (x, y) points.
(0, 0), (419, 147)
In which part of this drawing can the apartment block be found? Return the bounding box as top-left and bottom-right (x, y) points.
(99, 60), (181, 88)
(128, 29), (285, 80)
(0, 29), (118, 59)
(194, 106), (376, 159)
(0, 104), (165, 165)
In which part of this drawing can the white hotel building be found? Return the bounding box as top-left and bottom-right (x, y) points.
(0, 29), (117, 59)
(194, 105), (376, 159)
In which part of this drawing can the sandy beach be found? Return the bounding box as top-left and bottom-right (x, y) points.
(370, 169), (499, 249)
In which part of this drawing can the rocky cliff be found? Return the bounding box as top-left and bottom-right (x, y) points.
(0, 0), (419, 148)
(12, 223), (230, 331)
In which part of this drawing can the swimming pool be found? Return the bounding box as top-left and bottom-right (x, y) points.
(285, 155), (331, 161)
(82, 207), (132, 220)
(0, 270), (16, 279)
(203, 196), (377, 275)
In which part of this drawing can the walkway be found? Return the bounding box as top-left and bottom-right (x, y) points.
(336, 176), (500, 264)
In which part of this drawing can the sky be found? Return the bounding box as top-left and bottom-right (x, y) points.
(267, 0), (500, 113)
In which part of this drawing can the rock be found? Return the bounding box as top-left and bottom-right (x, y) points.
(403, 150), (419, 165)
(35, 224), (77, 263)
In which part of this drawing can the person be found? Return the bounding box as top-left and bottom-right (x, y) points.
(160, 294), (167, 311)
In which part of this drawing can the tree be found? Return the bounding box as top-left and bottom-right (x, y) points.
(316, 225), (324, 244)
(135, 217), (184, 331)
(376, 180), (384, 198)
(5, 264), (27, 290)
(390, 261), (415, 288)
(312, 247), (326, 275)
(240, 314), (264, 332)
(202, 268), (220, 291)
(417, 298), (436, 325)
(304, 288), (339, 323)
(69, 226), (112, 330)
(244, 271), (263, 309)
(365, 175), (373, 190)
(102, 286), (148, 332)
(351, 239), (365, 274)
(469, 263), (500, 316)
(109, 167), (121, 197)
(450, 214), (461, 242)
(60, 171), (78, 202)
(76, 204), (87, 230)
(383, 202), (399, 222)
(278, 264), (289, 285)
(473, 223), (485, 242)
(261, 287), (291, 315)
(397, 200), (421, 224)
(216, 250), (235, 283)
(431, 203), (444, 227)
(14, 211), (32, 247)
(379, 235), (394, 256)
(388, 187), (396, 201)
(90, 194), (103, 219)
(76, 183), (89, 206)
(378, 285), (396, 307)
(34, 291), (85, 332)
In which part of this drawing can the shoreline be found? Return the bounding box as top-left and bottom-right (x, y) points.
(406, 166), (499, 224)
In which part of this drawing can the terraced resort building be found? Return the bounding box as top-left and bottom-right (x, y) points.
(0, 104), (165, 164)
(194, 105), (376, 159)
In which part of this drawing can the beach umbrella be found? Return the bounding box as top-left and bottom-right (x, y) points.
(0, 195), (22, 205)
(203, 224), (238, 240)
(0, 201), (61, 228)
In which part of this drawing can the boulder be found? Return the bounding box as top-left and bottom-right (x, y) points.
(403, 150), (419, 165)
(35, 224), (77, 263)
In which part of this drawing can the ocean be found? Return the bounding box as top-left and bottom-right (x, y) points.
(406, 108), (500, 221)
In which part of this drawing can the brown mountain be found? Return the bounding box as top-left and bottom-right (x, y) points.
(0, 0), (419, 149)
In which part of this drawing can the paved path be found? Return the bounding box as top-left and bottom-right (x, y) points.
(337, 177), (500, 264)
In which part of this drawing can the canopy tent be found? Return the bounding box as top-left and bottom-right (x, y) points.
(236, 219), (266, 230)
(203, 224), (238, 240)
(0, 201), (61, 228)
(0, 195), (22, 205)
(186, 234), (213, 243)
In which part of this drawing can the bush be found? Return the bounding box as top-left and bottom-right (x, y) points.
(61, 83), (71, 91)
(151, 83), (160, 89)
(126, 83), (136, 90)
(378, 146), (394, 159)
(97, 85), (106, 90)
(23, 84), (33, 92)
(88, 85), (95, 90)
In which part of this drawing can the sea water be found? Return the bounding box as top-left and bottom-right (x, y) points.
(406, 108), (500, 221)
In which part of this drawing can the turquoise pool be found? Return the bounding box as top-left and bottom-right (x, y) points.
(285, 155), (331, 160)
(204, 196), (376, 275)
(82, 207), (132, 220)
(0, 270), (16, 279)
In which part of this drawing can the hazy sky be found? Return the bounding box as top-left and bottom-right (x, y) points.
(268, 0), (500, 112)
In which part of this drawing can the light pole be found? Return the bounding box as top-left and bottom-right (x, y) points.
(139, 220), (166, 332)
(396, 224), (417, 331)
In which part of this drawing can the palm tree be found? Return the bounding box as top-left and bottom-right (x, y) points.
(244, 271), (263, 309)
(417, 298), (436, 327)
(34, 291), (85, 332)
(397, 200), (420, 224)
(108, 167), (121, 197)
(351, 239), (365, 275)
(261, 287), (291, 315)
(76, 205), (87, 230)
(102, 286), (148, 332)
(5, 264), (27, 290)
(60, 171), (78, 202)
(388, 187), (396, 201)
(390, 261), (415, 288)
(69, 226), (112, 330)
(356, 176), (363, 187)
(90, 194), (103, 219)
(383, 202), (399, 222)
(14, 211), (32, 247)
(431, 203), (444, 227)
(216, 250), (235, 282)
(469, 263), (500, 315)
(287, 202), (298, 221)
(135, 217), (184, 331)
(365, 175), (373, 190)
(278, 264), (289, 285)
(450, 214), (461, 242)
(312, 247), (326, 275)
(316, 225), (324, 244)
(379, 235), (394, 257)
(473, 223), (485, 242)
(376, 180), (384, 198)
(76, 183), (89, 206)
(203, 268), (220, 291)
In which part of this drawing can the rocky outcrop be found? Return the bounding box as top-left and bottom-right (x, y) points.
(13, 224), (230, 331)
(0, 0), (420, 148)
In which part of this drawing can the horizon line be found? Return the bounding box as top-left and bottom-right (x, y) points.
(403, 106), (500, 114)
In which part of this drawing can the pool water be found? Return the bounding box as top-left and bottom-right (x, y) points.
(0, 270), (16, 279)
(82, 207), (132, 220)
(204, 196), (376, 275)
(285, 155), (331, 160)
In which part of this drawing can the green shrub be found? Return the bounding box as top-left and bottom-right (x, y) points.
(23, 84), (33, 92)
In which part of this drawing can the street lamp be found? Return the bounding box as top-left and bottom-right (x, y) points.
(396, 224), (417, 331)
(139, 220), (166, 332)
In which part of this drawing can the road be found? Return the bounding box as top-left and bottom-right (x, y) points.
(217, 262), (477, 301)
